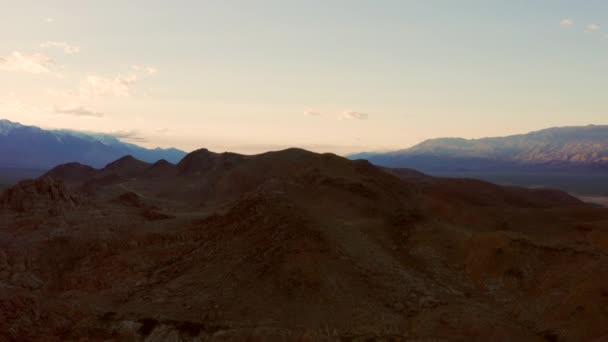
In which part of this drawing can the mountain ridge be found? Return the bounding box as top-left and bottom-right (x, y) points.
(350, 125), (608, 172)
(0, 119), (187, 169)
(2, 148), (607, 340)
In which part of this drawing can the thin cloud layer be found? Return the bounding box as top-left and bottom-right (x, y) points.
(47, 89), (76, 98)
(585, 23), (601, 33)
(49, 69), (153, 100)
(132, 65), (158, 75)
(109, 129), (147, 142)
(560, 18), (574, 28)
(80, 74), (138, 98)
(52, 102), (103, 118)
(341, 111), (368, 120)
(0, 52), (53, 74)
(40, 41), (81, 54)
(304, 110), (321, 117)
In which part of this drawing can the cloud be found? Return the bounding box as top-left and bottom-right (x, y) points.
(79, 74), (138, 98)
(108, 129), (147, 142)
(52, 102), (103, 117)
(44, 17), (55, 23)
(40, 41), (80, 54)
(47, 88), (76, 98)
(304, 110), (321, 117)
(132, 65), (158, 75)
(585, 23), (600, 33)
(155, 128), (170, 133)
(341, 111), (368, 120)
(50, 70), (149, 99)
(0, 52), (53, 74)
(560, 18), (574, 28)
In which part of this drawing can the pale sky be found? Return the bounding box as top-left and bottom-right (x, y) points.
(1, 1), (607, 154)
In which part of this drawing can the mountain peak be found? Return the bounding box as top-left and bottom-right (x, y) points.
(177, 148), (221, 174)
(0, 119), (23, 135)
(0, 119), (187, 169)
(143, 159), (178, 178)
(102, 155), (150, 175)
(44, 162), (97, 183)
(105, 155), (139, 166)
(151, 159), (173, 167)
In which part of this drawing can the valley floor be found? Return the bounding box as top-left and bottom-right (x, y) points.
(429, 171), (608, 196)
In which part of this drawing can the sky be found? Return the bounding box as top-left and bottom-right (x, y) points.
(1, 1), (607, 155)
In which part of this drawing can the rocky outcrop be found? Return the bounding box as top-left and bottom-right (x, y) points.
(0, 178), (83, 214)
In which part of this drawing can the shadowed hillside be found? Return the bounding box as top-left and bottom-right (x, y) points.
(1, 148), (608, 340)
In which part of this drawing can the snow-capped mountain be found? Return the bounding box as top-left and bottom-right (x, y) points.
(0, 119), (186, 169)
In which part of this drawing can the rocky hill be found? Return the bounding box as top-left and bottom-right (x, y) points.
(1, 148), (607, 340)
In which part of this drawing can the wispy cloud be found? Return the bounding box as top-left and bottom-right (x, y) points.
(47, 88), (76, 98)
(49, 69), (152, 99)
(341, 111), (368, 120)
(52, 102), (103, 118)
(560, 18), (574, 28)
(0, 52), (53, 74)
(44, 17), (55, 24)
(304, 110), (321, 117)
(109, 129), (147, 142)
(585, 23), (601, 34)
(40, 41), (81, 54)
(79, 73), (138, 98)
(132, 65), (158, 75)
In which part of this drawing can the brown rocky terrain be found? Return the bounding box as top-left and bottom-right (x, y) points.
(1, 148), (608, 341)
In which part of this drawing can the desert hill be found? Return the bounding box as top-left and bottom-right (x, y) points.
(1, 148), (608, 340)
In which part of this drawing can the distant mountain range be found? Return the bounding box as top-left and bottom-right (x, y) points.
(0, 119), (186, 169)
(350, 125), (608, 173)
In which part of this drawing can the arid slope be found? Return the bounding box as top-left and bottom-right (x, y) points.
(1, 148), (607, 341)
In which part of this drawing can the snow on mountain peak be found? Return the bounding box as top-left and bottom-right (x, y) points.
(0, 119), (23, 135)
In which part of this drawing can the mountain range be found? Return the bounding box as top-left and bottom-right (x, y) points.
(350, 125), (608, 173)
(0, 119), (186, 169)
(1, 148), (607, 340)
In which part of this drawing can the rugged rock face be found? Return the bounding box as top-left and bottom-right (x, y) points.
(1, 149), (607, 341)
(0, 177), (82, 214)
